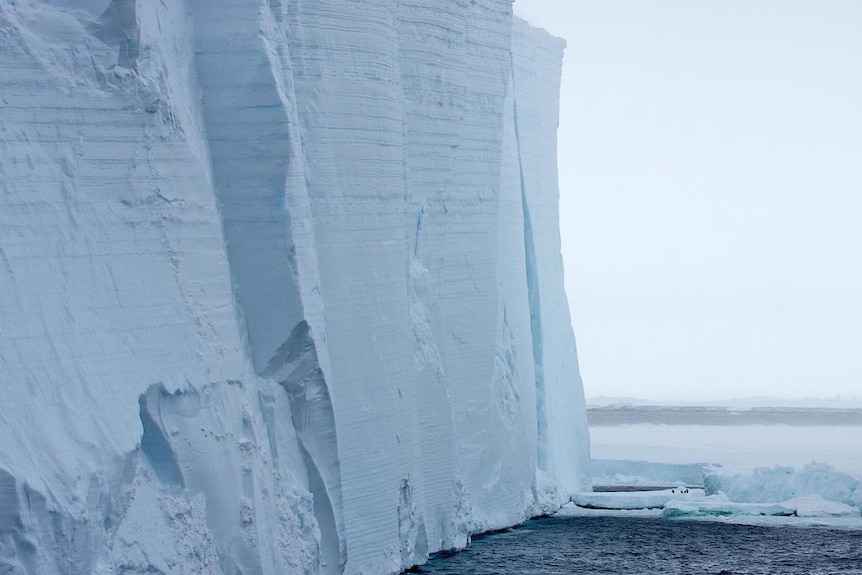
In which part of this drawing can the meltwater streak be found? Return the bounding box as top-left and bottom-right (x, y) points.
(416, 516), (862, 575)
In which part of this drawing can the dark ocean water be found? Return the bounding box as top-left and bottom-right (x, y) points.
(414, 516), (862, 575)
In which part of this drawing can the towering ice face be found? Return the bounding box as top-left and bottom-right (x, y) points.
(0, 1), (589, 574)
(508, 18), (593, 494)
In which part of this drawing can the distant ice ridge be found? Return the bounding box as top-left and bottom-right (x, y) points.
(591, 459), (710, 488)
(0, 1), (590, 574)
(704, 462), (862, 511)
(588, 459), (862, 513)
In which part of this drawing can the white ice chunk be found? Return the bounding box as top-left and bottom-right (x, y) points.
(664, 494), (796, 518)
(664, 493), (860, 519)
(573, 488), (706, 510)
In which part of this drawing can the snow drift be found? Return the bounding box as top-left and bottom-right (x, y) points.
(0, 1), (589, 574)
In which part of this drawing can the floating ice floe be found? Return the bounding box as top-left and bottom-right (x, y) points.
(572, 488), (706, 510)
(664, 493), (859, 519)
(570, 488), (860, 520)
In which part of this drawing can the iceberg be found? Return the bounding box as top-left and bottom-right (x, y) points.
(704, 462), (862, 511)
(0, 1), (589, 574)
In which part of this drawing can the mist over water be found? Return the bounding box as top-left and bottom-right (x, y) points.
(587, 403), (862, 478)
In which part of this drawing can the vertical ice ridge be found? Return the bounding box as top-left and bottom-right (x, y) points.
(509, 49), (549, 474)
(398, 0), (468, 555)
(285, 2), (416, 572)
(188, 0), (316, 373)
(189, 3), (345, 571)
(441, 0), (516, 527)
(262, 321), (346, 575)
(510, 18), (592, 493)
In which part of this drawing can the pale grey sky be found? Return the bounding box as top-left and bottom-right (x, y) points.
(514, 0), (862, 401)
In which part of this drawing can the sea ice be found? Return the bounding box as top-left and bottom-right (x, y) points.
(572, 488), (706, 511)
(664, 493), (859, 519)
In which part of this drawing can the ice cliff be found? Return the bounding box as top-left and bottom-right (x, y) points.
(0, 1), (590, 574)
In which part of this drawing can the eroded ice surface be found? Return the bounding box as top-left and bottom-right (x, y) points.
(0, 2), (589, 574)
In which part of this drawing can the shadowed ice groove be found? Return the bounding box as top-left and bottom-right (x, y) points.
(138, 385), (185, 490)
(264, 321), (346, 575)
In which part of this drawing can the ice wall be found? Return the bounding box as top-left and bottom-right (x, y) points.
(0, 2), (321, 574)
(509, 19), (592, 493)
(0, 1), (589, 574)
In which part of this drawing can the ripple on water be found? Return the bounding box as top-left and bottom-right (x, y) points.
(414, 516), (862, 575)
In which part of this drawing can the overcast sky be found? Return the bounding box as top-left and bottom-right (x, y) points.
(514, 0), (862, 401)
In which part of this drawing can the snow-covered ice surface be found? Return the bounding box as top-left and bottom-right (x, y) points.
(0, 2), (590, 574)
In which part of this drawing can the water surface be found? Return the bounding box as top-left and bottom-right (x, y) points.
(416, 516), (862, 574)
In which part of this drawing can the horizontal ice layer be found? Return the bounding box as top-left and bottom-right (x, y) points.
(0, 1), (589, 574)
(510, 18), (592, 493)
